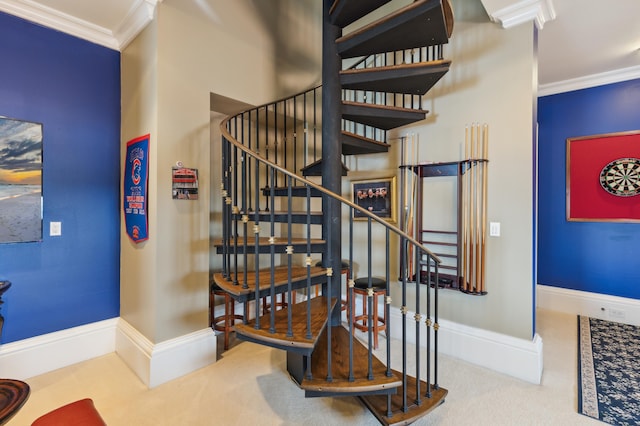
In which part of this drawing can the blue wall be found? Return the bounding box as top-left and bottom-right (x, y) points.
(538, 79), (640, 298)
(0, 12), (121, 343)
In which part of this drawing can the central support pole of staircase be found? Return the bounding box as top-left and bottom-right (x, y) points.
(321, 0), (343, 327)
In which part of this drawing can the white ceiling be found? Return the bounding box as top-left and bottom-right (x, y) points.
(1, 0), (639, 95)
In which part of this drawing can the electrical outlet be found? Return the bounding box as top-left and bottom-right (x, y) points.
(609, 308), (626, 320)
(489, 222), (500, 237)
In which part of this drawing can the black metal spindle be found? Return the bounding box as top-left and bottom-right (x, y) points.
(426, 251), (432, 398)
(241, 114), (248, 289)
(286, 176), (293, 338)
(268, 167), (276, 333)
(348, 206), (354, 382)
(434, 261), (440, 390)
(221, 135), (228, 279)
(232, 117), (239, 286)
(415, 244), (421, 405)
(367, 217), (374, 380)
(306, 186), (312, 340)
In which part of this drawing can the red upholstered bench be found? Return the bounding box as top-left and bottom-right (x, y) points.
(32, 398), (105, 426)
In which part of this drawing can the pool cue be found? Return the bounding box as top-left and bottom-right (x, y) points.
(462, 126), (469, 291)
(480, 124), (489, 293)
(470, 124), (478, 291)
(475, 125), (483, 293)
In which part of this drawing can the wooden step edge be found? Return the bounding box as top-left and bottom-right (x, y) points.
(299, 326), (401, 395)
(235, 296), (337, 354)
(340, 59), (451, 76)
(342, 100), (428, 115)
(359, 372), (447, 426)
(212, 266), (327, 298)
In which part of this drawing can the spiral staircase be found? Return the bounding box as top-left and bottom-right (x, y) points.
(213, 0), (454, 424)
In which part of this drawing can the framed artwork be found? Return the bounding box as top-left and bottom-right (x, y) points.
(172, 167), (199, 200)
(566, 130), (640, 222)
(352, 176), (396, 222)
(0, 116), (43, 243)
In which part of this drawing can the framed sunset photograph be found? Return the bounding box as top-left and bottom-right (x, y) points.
(0, 116), (43, 243)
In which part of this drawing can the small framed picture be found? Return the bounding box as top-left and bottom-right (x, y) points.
(352, 176), (396, 222)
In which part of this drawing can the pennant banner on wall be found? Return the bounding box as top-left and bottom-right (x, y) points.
(124, 134), (150, 243)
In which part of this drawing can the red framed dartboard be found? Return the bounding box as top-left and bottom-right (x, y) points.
(566, 130), (640, 222)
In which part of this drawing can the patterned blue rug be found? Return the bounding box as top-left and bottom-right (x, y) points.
(578, 316), (640, 425)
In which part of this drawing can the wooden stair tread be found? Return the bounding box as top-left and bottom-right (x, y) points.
(359, 373), (447, 425)
(235, 296), (336, 353)
(342, 101), (427, 130)
(340, 60), (451, 95)
(213, 266), (327, 297)
(300, 326), (401, 394)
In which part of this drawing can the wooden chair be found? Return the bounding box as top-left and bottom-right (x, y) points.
(32, 398), (105, 426)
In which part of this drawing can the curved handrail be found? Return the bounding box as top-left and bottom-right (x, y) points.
(219, 90), (441, 265)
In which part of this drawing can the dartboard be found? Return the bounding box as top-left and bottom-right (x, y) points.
(599, 158), (640, 197)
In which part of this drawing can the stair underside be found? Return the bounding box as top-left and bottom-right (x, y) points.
(341, 132), (389, 155)
(262, 186), (323, 197)
(301, 159), (349, 177)
(213, 266), (327, 302)
(340, 60), (451, 95)
(360, 374), (448, 426)
(337, 0), (450, 58)
(329, 0), (391, 28)
(235, 296), (336, 355)
(300, 326), (401, 397)
(342, 101), (427, 130)
(212, 237), (326, 255)
(232, 211), (324, 225)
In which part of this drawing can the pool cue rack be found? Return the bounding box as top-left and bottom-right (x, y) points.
(400, 157), (488, 295)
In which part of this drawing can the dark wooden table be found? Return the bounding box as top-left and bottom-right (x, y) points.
(0, 379), (30, 425)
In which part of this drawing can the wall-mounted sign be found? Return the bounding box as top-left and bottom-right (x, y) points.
(172, 167), (198, 200)
(124, 134), (149, 243)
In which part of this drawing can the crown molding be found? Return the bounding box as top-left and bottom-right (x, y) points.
(487, 0), (556, 29)
(0, 0), (161, 51)
(539, 65), (640, 97)
(114, 0), (160, 50)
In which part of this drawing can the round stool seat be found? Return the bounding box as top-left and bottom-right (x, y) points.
(315, 260), (349, 269)
(353, 277), (386, 290)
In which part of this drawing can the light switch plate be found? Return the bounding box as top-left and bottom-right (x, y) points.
(489, 222), (500, 237)
(50, 221), (62, 236)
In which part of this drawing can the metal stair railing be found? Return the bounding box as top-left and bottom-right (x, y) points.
(341, 44), (446, 145)
(219, 91), (444, 409)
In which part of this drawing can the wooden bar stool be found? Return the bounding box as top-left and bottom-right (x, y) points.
(352, 277), (387, 349)
(210, 284), (243, 351)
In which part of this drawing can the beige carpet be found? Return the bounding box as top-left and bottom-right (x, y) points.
(10, 309), (602, 425)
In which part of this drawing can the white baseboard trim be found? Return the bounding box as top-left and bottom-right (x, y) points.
(115, 319), (217, 388)
(537, 284), (640, 326)
(0, 318), (118, 380)
(0, 317), (217, 387)
(388, 307), (543, 384)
